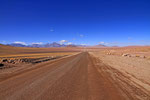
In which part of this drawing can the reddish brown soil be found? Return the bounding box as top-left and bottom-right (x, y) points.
(0, 52), (149, 100)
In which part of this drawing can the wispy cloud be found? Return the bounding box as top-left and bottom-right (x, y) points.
(13, 41), (27, 45)
(50, 29), (54, 32)
(80, 44), (87, 46)
(99, 41), (109, 45)
(99, 41), (105, 44)
(31, 42), (43, 45)
(50, 27), (54, 32)
(67, 42), (72, 45)
(80, 34), (84, 37)
(59, 40), (67, 44)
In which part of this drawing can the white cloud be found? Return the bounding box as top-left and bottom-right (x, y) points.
(105, 43), (109, 45)
(99, 42), (105, 44)
(31, 42), (43, 45)
(13, 41), (27, 45)
(50, 27), (54, 32)
(67, 42), (72, 45)
(50, 29), (54, 32)
(99, 42), (109, 45)
(80, 34), (84, 37)
(59, 40), (67, 44)
(80, 44), (87, 46)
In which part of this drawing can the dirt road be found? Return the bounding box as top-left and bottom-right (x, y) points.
(0, 52), (150, 100)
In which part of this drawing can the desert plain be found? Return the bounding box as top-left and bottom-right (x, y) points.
(0, 44), (150, 100)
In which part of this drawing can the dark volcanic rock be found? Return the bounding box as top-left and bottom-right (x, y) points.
(2, 59), (7, 62)
(0, 63), (4, 68)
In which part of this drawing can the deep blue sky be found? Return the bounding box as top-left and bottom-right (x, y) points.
(0, 0), (150, 46)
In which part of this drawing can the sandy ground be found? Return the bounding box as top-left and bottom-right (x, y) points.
(0, 52), (150, 100)
(91, 52), (150, 92)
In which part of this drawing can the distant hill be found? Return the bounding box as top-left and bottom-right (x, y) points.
(29, 44), (43, 48)
(0, 44), (6, 47)
(0, 44), (14, 48)
(8, 43), (27, 47)
(7, 42), (72, 48)
(3, 43), (107, 48)
(0, 43), (82, 56)
(66, 44), (77, 47)
(44, 42), (66, 47)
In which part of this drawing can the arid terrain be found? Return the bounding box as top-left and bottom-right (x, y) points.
(0, 44), (150, 100)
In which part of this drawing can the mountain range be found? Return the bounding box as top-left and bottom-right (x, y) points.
(6, 42), (88, 48)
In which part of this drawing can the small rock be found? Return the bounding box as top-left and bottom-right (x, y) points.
(140, 55), (146, 58)
(2, 59), (7, 62)
(0, 63), (4, 68)
(122, 53), (131, 57)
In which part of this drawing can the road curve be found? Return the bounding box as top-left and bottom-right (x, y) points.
(0, 52), (150, 100)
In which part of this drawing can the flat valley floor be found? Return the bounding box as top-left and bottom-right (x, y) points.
(0, 52), (150, 100)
